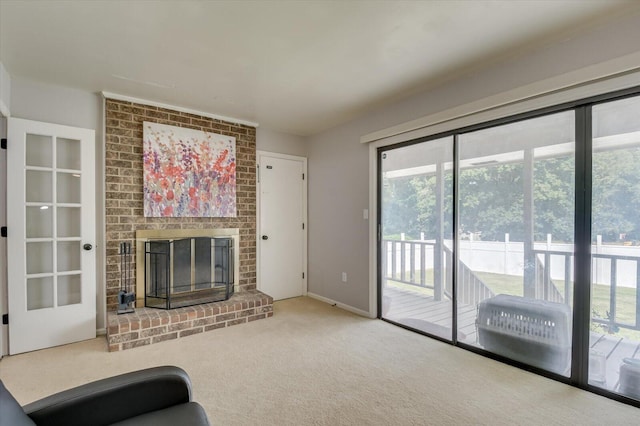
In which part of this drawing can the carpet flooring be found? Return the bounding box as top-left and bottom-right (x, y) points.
(1, 296), (638, 425)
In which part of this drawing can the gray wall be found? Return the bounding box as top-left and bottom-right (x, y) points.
(10, 78), (107, 330)
(257, 126), (307, 157)
(11, 78), (102, 130)
(306, 11), (640, 313)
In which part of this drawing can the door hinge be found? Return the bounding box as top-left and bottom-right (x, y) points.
(302, 223), (305, 230)
(302, 173), (305, 180)
(2, 314), (7, 325)
(1, 138), (6, 149)
(302, 272), (305, 279)
(1, 227), (6, 237)
(256, 164), (260, 183)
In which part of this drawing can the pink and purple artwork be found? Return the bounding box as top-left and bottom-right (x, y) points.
(143, 122), (236, 217)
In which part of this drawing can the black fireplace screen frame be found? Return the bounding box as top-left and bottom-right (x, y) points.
(144, 237), (234, 309)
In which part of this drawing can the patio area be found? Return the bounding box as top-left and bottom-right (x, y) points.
(383, 284), (640, 393)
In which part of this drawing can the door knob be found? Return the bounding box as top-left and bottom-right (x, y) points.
(262, 235), (269, 240)
(83, 243), (93, 251)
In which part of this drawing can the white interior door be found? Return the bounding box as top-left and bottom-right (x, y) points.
(258, 152), (306, 300)
(7, 117), (96, 354)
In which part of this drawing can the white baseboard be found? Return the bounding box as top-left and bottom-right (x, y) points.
(306, 292), (375, 318)
(96, 328), (106, 336)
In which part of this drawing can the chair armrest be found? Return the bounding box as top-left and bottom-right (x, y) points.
(23, 366), (193, 426)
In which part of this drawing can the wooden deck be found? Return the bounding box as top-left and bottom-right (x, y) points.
(590, 331), (640, 393)
(383, 284), (640, 394)
(382, 285), (478, 343)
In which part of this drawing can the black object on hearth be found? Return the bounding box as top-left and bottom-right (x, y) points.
(117, 241), (136, 314)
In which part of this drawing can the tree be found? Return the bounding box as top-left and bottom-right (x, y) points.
(534, 155), (574, 242)
(382, 147), (640, 245)
(592, 147), (640, 243)
(459, 164), (524, 241)
(381, 176), (422, 239)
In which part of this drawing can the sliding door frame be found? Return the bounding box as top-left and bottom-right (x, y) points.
(376, 85), (640, 407)
(452, 135), (459, 345)
(572, 105), (592, 387)
(376, 131), (456, 345)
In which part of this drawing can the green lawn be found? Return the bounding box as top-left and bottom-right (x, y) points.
(475, 271), (637, 324)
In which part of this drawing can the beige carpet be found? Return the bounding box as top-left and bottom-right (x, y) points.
(0, 297), (637, 425)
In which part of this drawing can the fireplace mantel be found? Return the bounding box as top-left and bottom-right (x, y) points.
(135, 228), (240, 307)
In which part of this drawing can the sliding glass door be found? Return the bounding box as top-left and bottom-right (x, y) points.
(590, 96), (640, 398)
(458, 111), (575, 376)
(378, 89), (640, 405)
(380, 137), (453, 340)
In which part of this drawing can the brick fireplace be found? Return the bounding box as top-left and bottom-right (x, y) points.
(104, 98), (272, 351)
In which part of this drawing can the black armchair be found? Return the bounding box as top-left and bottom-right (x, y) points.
(0, 366), (210, 426)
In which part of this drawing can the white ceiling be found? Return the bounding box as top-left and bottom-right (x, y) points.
(0, 1), (637, 136)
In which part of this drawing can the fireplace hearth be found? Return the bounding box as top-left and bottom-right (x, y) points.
(145, 237), (234, 309)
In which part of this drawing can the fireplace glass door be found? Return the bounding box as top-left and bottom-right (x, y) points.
(145, 237), (234, 309)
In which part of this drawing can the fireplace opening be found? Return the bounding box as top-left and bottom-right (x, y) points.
(144, 237), (234, 309)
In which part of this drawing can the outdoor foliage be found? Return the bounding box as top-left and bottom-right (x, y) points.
(592, 148), (640, 242)
(383, 148), (640, 244)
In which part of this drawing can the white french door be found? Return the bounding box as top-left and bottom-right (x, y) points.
(7, 118), (96, 354)
(257, 152), (307, 300)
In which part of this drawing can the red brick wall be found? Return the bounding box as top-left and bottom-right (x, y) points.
(104, 99), (256, 310)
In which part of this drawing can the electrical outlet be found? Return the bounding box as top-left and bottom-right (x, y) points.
(341, 272), (348, 282)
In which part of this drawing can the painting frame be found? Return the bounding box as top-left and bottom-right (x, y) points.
(143, 121), (237, 218)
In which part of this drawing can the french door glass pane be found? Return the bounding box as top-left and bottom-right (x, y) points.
(26, 242), (53, 274)
(58, 275), (82, 306)
(56, 172), (81, 203)
(26, 170), (52, 203)
(458, 111), (575, 376)
(26, 134), (52, 167)
(57, 241), (81, 272)
(27, 277), (54, 310)
(380, 137), (454, 340)
(591, 95), (640, 399)
(56, 137), (81, 170)
(26, 206), (53, 238)
(57, 207), (81, 237)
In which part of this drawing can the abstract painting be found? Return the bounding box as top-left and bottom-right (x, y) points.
(143, 122), (236, 217)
